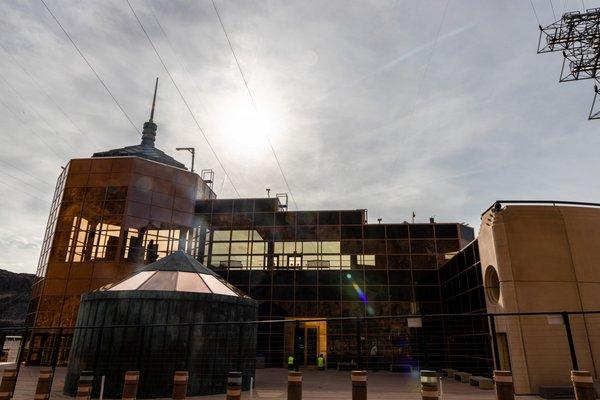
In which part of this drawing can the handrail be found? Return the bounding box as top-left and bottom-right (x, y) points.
(481, 200), (600, 218)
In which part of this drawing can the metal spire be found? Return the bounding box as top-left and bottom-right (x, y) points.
(141, 77), (159, 147)
(149, 77), (158, 122)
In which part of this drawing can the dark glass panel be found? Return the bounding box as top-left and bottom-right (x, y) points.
(460, 224), (475, 241)
(364, 225), (385, 239)
(104, 201), (126, 215)
(410, 240), (436, 254)
(341, 225), (362, 240)
(295, 302), (318, 316)
(434, 224), (458, 238)
(386, 224), (409, 239)
(212, 213), (232, 228)
(342, 271), (363, 286)
(272, 286), (294, 301)
(388, 286), (412, 301)
(249, 285), (271, 300)
(227, 271), (250, 285)
(318, 225), (340, 240)
(374, 255), (387, 269)
(363, 240), (386, 254)
(318, 211), (339, 225)
(364, 271), (388, 285)
(233, 199), (254, 212)
(195, 200), (213, 214)
(254, 199), (278, 212)
(250, 271), (272, 285)
(409, 224), (434, 239)
(63, 187), (86, 202)
(341, 240), (362, 254)
(411, 255), (437, 270)
(296, 271), (317, 286)
(297, 212), (317, 225)
(436, 240), (460, 254)
(318, 286), (341, 301)
(212, 200), (233, 213)
(341, 211), (363, 225)
(253, 213), (274, 226)
(413, 271), (438, 286)
(317, 301), (341, 317)
(232, 212), (253, 228)
(365, 286), (389, 302)
(318, 271), (340, 285)
(415, 286), (439, 301)
(387, 240), (409, 254)
(296, 226), (316, 240)
(272, 226), (295, 241)
(341, 302), (365, 318)
(294, 286), (317, 301)
(388, 270), (412, 285)
(275, 212), (296, 226)
(273, 271), (294, 285)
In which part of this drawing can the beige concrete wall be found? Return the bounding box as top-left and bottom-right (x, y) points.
(478, 205), (600, 394)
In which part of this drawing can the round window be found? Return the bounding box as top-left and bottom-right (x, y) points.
(485, 266), (500, 304)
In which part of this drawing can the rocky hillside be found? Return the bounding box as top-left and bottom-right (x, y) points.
(0, 269), (34, 327)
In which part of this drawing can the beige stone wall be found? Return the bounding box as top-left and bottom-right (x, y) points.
(478, 205), (600, 394)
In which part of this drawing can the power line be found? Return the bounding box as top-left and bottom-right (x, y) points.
(529, 0), (541, 25)
(549, 0), (557, 20)
(0, 44), (99, 148)
(39, 0), (139, 134)
(125, 0), (241, 198)
(210, 0), (299, 210)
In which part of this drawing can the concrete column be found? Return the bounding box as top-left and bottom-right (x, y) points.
(34, 369), (53, 400)
(571, 371), (595, 400)
(172, 371), (188, 400)
(122, 371), (140, 400)
(287, 371), (302, 400)
(351, 370), (367, 400)
(420, 370), (439, 400)
(226, 371), (242, 400)
(493, 370), (514, 400)
(0, 368), (17, 400)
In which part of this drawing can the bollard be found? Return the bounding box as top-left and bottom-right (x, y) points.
(122, 371), (140, 400)
(34, 369), (53, 400)
(0, 368), (17, 400)
(172, 371), (188, 400)
(571, 371), (595, 400)
(287, 371), (302, 400)
(226, 371), (242, 400)
(351, 370), (367, 400)
(493, 370), (514, 400)
(78, 370), (94, 394)
(420, 370), (439, 400)
(76, 386), (91, 400)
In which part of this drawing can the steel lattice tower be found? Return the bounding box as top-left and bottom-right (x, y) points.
(538, 8), (600, 119)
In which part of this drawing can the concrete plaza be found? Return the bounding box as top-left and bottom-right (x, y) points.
(4, 365), (544, 400)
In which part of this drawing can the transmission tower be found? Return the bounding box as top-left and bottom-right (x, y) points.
(538, 8), (600, 119)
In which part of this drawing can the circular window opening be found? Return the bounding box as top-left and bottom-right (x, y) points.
(485, 266), (500, 304)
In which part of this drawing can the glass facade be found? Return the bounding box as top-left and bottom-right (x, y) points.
(27, 156), (214, 364)
(190, 198), (474, 367)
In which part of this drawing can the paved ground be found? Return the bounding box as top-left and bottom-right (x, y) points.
(2, 364), (544, 399)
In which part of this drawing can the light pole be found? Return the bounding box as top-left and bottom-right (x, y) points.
(176, 147), (195, 173)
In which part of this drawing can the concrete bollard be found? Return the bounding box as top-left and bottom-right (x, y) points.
(226, 371), (242, 400)
(34, 369), (53, 400)
(78, 370), (94, 394)
(493, 370), (514, 400)
(75, 386), (91, 400)
(351, 370), (367, 400)
(287, 371), (302, 400)
(0, 368), (17, 400)
(420, 370), (439, 400)
(172, 371), (188, 400)
(571, 371), (595, 400)
(122, 371), (140, 400)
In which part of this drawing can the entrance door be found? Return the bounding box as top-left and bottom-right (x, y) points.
(305, 328), (318, 366)
(295, 327), (305, 365)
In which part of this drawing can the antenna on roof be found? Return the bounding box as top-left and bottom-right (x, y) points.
(150, 77), (158, 122)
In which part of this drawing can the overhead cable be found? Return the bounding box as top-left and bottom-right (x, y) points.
(126, 0), (241, 197)
(39, 0), (139, 133)
(210, 0), (299, 210)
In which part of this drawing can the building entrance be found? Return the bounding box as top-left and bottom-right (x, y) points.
(285, 319), (327, 367)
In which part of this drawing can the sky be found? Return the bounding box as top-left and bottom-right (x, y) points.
(0, 0), (599, 274)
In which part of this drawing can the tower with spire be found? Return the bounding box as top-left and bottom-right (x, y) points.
(92, 78), (186, 170)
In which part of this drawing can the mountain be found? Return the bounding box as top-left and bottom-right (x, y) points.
(0, 269), (34, 327)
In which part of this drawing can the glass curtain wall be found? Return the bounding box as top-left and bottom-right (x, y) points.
(191, 198), (469, 367)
